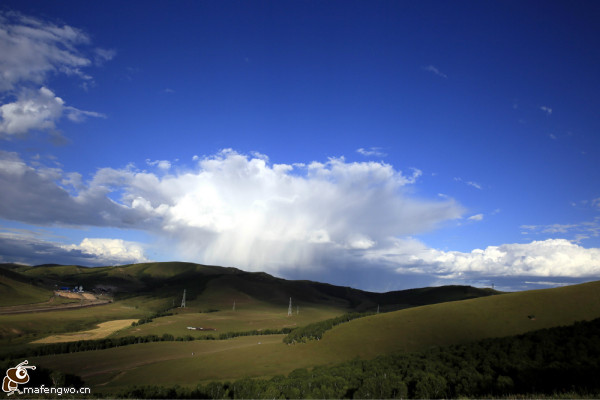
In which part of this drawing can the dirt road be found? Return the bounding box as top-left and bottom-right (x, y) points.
(0, 299), (111, 315)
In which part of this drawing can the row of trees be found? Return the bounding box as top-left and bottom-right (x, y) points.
(118, 317), (600, 399)
(283, 312), (373, 344)
(131, 309), (174, 326)
(7, 328), (295, 359)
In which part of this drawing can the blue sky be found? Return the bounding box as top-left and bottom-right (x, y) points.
(1, 1), (599, 292)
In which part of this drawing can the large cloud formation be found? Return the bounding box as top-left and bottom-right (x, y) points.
(0, 149), (459, 269)
(2, 149), (599, 287)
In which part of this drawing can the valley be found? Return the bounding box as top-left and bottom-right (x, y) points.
(1, 262), (600, 397)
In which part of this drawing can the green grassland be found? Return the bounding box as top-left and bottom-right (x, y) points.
(6, 262), (499, 312)
(1, 261), (498, 349)
(13, 262), (239, 296)
(30, 335), (290, 390)
(116, 305), (341, 339)
(5, 262), (600, 397)
(0, 274), (54, 306)
(26, 280), (600, 394)
(114, 277), (344, 339)
(0, 295), (169, 354)
(318, 279), (600, 359)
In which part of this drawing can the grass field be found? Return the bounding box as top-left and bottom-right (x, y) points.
(318, 279), (600, 359)
(116, 304), (342, 339)
(5, 262), (600, 396)
(0, 275), (54, 306)
(0, 296), (169, 354)
(32, 319), (139, 343)
(30, 335), (291, 391)
(107, 275), (347, 339)
(28, 280), (600, 393)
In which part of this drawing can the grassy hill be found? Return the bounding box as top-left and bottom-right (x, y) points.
(10, 262), (600, 395)
(24, 279), (600, 393)
(0, 265), (54, 306)
(4, 261), (499, 311)
(318, 279), (600, 359)
(0, 262), (498, 354)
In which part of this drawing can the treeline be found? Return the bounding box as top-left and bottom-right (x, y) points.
(8, 328), (295, 359)
(217, 328), (293, 340)
(120, 317), (600, 399)
(283, 312), (374, 344)
(132, 307), (219, 327)
(131, 309), (174, 326)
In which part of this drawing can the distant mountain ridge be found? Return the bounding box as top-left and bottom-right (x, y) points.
(0, 261), (499, 311)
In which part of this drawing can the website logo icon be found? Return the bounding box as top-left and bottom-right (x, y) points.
(2, 361), (36, 396)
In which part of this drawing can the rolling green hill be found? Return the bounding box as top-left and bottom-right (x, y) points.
(0, 262), (499, 353)
(0, 265), (54, 307)
(25, 279), (600, 393)
(318, 279), (600, 359)
(0, 274), (53, 307)
(3, 261), (499, 312)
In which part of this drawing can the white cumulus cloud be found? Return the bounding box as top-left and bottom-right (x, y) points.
(0, 87), (105, 137)
(0, 228), (148, 266)
(0, 87), (64, 135)
(409, 239), (600, 278)
(0, 149), (463, 273)
(61, 238), (148, 265)
(4, 149), (598, 285)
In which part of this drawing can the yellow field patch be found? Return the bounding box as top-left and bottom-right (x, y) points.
(31, 319), (137, 344)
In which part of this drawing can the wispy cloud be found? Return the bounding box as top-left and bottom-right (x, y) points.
(0, 11), (111, 138)
(145, 159), (172, 171)
(540, 106), (553, 116)
(356, 147), (387, 157)
(454, 177), (482, 190)
(570, 198), (600, 210)
(423, 65), (447, 78)
(468, 213), (484, 221)
(94, 48), (116, 65)
(0, 11), (92, 91)
(521, 217), (600, 243)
